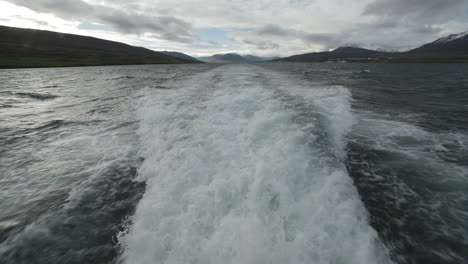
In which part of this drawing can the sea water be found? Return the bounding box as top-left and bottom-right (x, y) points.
(0, 63), (466, 264)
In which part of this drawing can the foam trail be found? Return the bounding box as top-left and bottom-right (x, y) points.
(119, 65), (392, 264)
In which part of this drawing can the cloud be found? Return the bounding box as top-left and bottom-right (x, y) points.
(240, 38), (280, 50)
(5, 0), (195, 43)
(2, 0), (468, 56)
(363, 0), (466, 22)
(230, 25), (342, 52)
(356, 0), (468, 50)
(256, 25), (290, 37)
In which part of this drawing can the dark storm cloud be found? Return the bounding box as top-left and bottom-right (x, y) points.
(237, 0), (468, 53)
(358, 0), (468, 50)
(5, 0), (195, 43)
(298, 32), (338, 47)
(252, 24), (340, 49)
(242, 38), (280, 50)
(256, 25), (291, 36)
(240, 18), (450, 53)
(9, 0), (93, 17)
(364, 0), (466, 22)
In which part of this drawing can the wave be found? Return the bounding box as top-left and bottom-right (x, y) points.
(0, 127), (144, 263)
(346, 111), (468, 263)
(119, 65), (392, 264)
(0, 91), (58, 100)
(0, 104), (15, 108)
(106, 76), (136, 81)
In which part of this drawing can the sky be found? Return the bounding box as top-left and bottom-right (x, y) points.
(0, 0), (467, 57)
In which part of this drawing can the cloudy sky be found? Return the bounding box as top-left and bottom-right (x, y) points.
(1, 0), (467, 57)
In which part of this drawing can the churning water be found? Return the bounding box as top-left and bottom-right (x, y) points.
(0, 63), (467, 264)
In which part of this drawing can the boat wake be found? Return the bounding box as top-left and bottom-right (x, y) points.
(118, 64), (392, 264)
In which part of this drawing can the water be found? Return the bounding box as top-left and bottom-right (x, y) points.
(0, 63), (466, 264)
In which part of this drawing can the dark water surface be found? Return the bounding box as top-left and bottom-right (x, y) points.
(0, 63), (466, 264)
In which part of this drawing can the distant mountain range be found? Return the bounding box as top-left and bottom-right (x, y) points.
(0, 25), (200, 68)
(1, 24), (467, 68)
(198, 32), (468, 63)
(198, 53), (279, 63)
(274, 46), (390, 62)
(275, 32), (468, 63)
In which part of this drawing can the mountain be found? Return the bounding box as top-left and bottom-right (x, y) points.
(243, 55), (265, 62)
(198, 53), (248, 63)
(0, 25), (201, 68)
(198, 53), (277, 63)
(397, 32), (468, 62)
(274, 46), (392, 62)
(274, 32), (468, 63)
(161, 51), (201, 62)
(243, 55), (280, 62)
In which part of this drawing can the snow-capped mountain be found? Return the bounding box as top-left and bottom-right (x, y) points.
(432, 32), (468, 45)
(405, 31), (468, 58)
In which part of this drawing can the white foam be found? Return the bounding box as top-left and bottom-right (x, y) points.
(286, 82), (355, 160)
(353, 111), (468, 184)
(119, 65), (392, 264)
